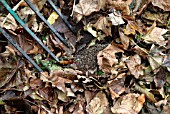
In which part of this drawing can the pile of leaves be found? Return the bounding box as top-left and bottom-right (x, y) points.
(0, 0), (170, 113)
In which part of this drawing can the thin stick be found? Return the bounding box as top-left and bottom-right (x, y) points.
(24, 0), (70, 47)
(0, 26), (43, 72)
(70, 0), (76, 17)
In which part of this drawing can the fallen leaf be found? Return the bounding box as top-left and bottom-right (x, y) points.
(17, 7), (35, 20)
(20, 0), (47, 11)
(141, 11), (169, 26)
(27, 15), (39, 32)
(134, 83), (157, 102)
(56, 89), (68, 102)
(47, 12), (59, 25)
(30, 78), (43, 89)
(148, 44), (166, 70)
(142, 22), (168, 46)
(162, 54), (170, 71)
(132, 45), (148, 59)
(119, 30), (129, 50)
(93, 16), (112, 36)
(0, 59), (17, 88)
(86, 91), (109, 114)
(154, 67), (166, 89)
(50, 68), (82, 80)
(27, 44), (39, 54)
(151, 0), (170, 11)
(84, 23), (97, 37)
(73, 0), (106, 22)
(111, 93), (145, 114)
(124, 20), (145, 35)
(134, 94), (145, 113)
(108, 0), (132, 15)
(0, 14), (17, 31)
(108, 12), (125, 26)
(108, 73), (126, 99)
(126, 54), (144, 78)
(97, 44), (124, 73)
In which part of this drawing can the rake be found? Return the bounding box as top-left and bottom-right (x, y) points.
(0, 0), (76, 72)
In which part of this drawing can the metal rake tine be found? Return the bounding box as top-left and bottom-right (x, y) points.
(0, 27), (43, 72)
(24, 0), (70, 48)
(0, 0), (60, 63)
(47, 0), (76, 35)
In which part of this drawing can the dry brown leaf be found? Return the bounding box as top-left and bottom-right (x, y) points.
(108, 0), (132, 15)
(111, 93), (145, 114)
(134, 94), (145, 113)
(49, 76), (72, 93)
(108, 12), (125, 26)
(97, 44), (124, 74)
(154, 67), (166, 89)
(119, 31), (129, 50)
(133, 0), (144, 12)
(132, 45), (148, 59)
(93, 17), (112, 36)
(142, 22), (168, 46)
(27, 15), (39, 32)
(17, 7), (35, 20)
(0, 58), (17, 88)
(126, 54), (144, 78)
(148, 45), (166, 70)
(86, 91), (109, 114)
(73, 0), (106, 22)
(85, 91), (94, 105)
(41, 69), (82, 93)
(56, 89), (68, 102)
(151, 0), (170, 11)
(27, 44), (39, 54)
(134, 83), (157, 102)
(72, 101), (84, 114)
(0, 14), (17, 31)
(30, 78), (43, 89)
(141, 11), (169, 25)
(20, 0), (47, 11)
(124, 22), (136, 35)
(124, 20), (145, 35)
(98, 0), (107, 10)
(108, 73), (126, 99)
(40, 71), (73, 93)
(50, 68), (82, 80)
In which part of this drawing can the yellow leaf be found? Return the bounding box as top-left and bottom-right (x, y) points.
(47, 12), (59, 25)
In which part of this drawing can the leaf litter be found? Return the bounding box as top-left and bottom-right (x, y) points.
(0, 0), (170, 113)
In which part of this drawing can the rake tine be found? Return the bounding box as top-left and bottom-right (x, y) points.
(24, 0), (70, 48)
(0, 0), (60, 63)
(47, 0), (76, 35)
(0, 27), (43, 72)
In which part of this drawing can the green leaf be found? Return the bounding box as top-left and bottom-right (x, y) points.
(41, 60), (62, 71)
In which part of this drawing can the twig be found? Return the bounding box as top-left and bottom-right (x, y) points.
(70, 0), (76, 17)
